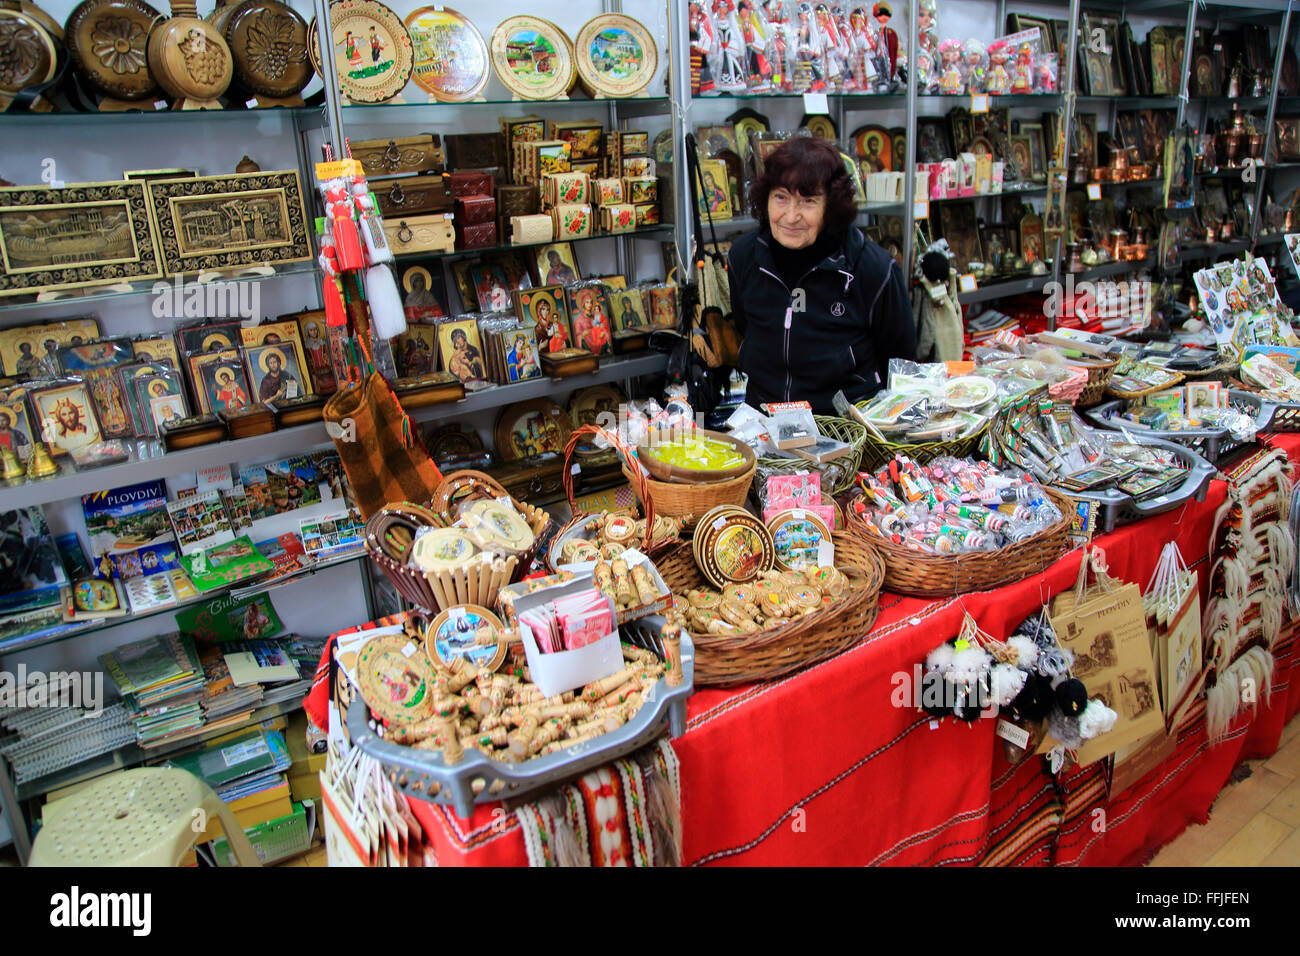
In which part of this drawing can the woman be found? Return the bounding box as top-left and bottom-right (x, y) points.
(727, 135), (914, 413)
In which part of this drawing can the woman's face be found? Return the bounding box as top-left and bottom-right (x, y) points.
(768, 186), (826, 250)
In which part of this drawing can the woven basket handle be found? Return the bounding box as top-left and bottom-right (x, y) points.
(563, 423), (656, 551)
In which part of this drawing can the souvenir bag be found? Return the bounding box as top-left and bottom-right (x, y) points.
(320, 743), (381, 867)
(1143, 542), (1204, 726)
(322, 332), (443, 519)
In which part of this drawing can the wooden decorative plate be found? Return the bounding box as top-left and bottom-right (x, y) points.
(494, 397), (572, 462)
(147, 1), (233, 103)
(356, 633), (439, 726)
(765, 509), (832, 572)
(403, 5), (488, 102)
(695, 509), (775, 589)
(222, 0), (312, 98)
(425, 604), (508, 672)
(573, 13), (656, 98)
(567, 383), (624, 457)
(65, 0), (162, 101)
(0, 7), (58, 93)
(489, 14), (573, 101)
(309, 0), (412, 103)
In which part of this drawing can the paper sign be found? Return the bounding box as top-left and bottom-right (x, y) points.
(958, 273), (978, 293)
(1087, 183), (1102, 200)
(971, 93), (989, 114)
(802, 92), (829, 115)
(996, 719), (1031, 750)
(913, 197), (929, 220)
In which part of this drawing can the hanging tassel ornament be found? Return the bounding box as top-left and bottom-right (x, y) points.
(364, 263), (408, 341)
(353, 182), (394, 264)
(327, 183), (366, 272)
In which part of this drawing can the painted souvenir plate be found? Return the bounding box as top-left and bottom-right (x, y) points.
(460, 498), (535, 554)
(765, 509), (831, 572)
(493, 397), (572, 462)
(567, 383), (624, 458)
(697, 508), (775, 588)
(573, 13), (657, 98)
(356, 633), (438, 725)
(310, 0), (412, 103)
(489, 15), (573, 101)
(404, 6), (488, 101)
(425, 604), (508, 672)
(410, 527), (477, 571)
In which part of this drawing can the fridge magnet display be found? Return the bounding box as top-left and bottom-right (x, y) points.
(489, 15), (574, 101)
(574, 13), (658, 98)
(310, 0), (413, 103)
(0, 181), (162, 297)
(438, 318), (486, 383)
(404, 6), (489, 102)
(145, 170), (310, 275)
(29, 380), (103, 456)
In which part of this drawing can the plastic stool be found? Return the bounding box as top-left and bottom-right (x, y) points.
(29, 768), (262, 867)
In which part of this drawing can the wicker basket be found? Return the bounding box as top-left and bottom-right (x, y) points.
(756, 415), (869, 498)
(364, 474), (553, 613)
(1074, 358), (1119, 408)
(1106, 370), (1185, 401)
(1181, 361), (1240, 383)
(858, 418), (991, 473)
(848, 488), (1074, 597)
(655, 532), (885, 685)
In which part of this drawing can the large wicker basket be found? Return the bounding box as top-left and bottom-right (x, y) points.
(848, 488), (1074, 597)
(858, 418), (991, 473)
(655, 532), (885, 686)
(1074, 358), (1120, 408)
(756, 415), (869, 498)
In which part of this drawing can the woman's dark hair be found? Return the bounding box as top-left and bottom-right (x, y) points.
(749, 136), (857, 236)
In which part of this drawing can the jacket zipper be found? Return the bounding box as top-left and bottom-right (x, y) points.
(758, 264), (819, 402)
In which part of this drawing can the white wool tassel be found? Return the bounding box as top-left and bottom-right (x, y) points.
(1267, 522), (1296, 581)
(364, 263), (408, 340)
(1077, 698), (1117, 739)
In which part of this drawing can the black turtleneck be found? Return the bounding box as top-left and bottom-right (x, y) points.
(768, 228), (842, 290)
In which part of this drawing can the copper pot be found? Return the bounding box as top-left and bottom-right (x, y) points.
(1107, 228), (1127, 260)
(1249, 133), (1266, 160)
(1092, 166), (1110, 182)
(1130, 164), (1150, 180)
(1132, 243), (1149, 259)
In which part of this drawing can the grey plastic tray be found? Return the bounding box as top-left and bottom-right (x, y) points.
(1057, 432), (1218, 534)
(1230, 389), (1300, 433)
(347, 623), (693, 818)
(1083, 391), (1263, 464)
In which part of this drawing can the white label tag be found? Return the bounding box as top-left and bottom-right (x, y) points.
(793, 508), (805, 519)
(913, 198), (929, 220)
(909, 616), (922, 626)
(929, 719), (940, 730)
(570, 463), (581, 475)
(958, 273), (978, 293)
(996, 719), (1031, 750)
(817, 539), (833, 567)
(1087, 183), (1102, 201)
(222, 737), (269, 767)
(712, 516), (726, 531)
(1154, 495), (1170, 504)
(1048, 745), (1066, 774)
(970, 93), (989, 114)
(246, 98), (258, 109)
(802, 92), (829, 115)
(154, 100), (167, 110)
(401, 641), (417, 658)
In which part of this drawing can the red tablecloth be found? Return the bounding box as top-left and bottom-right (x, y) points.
(404, 435), (1300, 866)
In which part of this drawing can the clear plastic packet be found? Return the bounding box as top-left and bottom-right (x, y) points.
(888, 358), (948, 396)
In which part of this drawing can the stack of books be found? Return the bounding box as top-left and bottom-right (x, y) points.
(99, 633), (206, 747)
(198, 643), (263, 723)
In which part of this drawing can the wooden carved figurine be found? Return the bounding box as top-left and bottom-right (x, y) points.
(147, 0), (233, 109)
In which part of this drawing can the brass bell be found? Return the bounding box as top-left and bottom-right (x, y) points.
(0, 445), (24, 482)
(26, 442), (59, 479)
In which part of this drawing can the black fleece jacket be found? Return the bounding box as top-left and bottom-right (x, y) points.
(727, 225), (916, 414)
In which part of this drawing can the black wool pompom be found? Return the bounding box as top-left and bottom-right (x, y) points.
(1054, 678), (1088, 717)
(919, 669), (951, 719)
(1007, 672), (1052, 721)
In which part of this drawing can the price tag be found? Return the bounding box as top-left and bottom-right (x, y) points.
(401, 641), (417, 658)
(246, 98), (258, 109)
(793, 508), (805, 519)
(570, 463), (581, 475)
(1048, 745), (1066, 774)
(712, 516), (727, 531)
(995, 719), (1031, 750)
(153, 100), (167, 110)
(958, 273), (978, 293)
(1154, 495), (1170, 504)
(1086, 183), (1102, 201)
(929, 720), (940, 730)
(802, 92), (829, 115)
(913, 197), (929, 220)
(817, 539), (834, 567)
(970, 93), (989, 114)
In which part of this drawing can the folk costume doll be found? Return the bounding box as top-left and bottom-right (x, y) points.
(986, 39), (1011, 94)
(848, 5), (884, 90)
(1010, 42), (1033, 94)
(762, 0), (792, 90)
(872, 1), (898, 80)
(712, 0), (748, 92)
(814, 3), (846, 90)
(917, 0), (937, 59)
(793, 2), (827, 92)
(690, 1), (717, 94)
(939, 38), (964, 94)
(964, 38), (986, 93)
(737, 1), (773, 90)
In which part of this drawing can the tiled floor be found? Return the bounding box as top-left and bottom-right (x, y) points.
(1149, 713), (1300, 867)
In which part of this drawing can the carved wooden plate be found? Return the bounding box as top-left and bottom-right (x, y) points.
(308, 0), (412, 103)
(65, 0), (163, 101)
(222, 0), (311, 98)
(403, 6), (487, 102)
(146, 2), (233, 102)
(0, 7), (59, 93)
(573, 13), (657, 98)
(489, 15), (573, 101)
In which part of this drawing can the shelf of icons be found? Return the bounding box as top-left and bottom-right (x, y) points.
(12, 697), (308, 803)
(398, 226), (675, 264)
(0, 263), (320, 315)
(0, 550), (367, 659)
(956, 272), (1053, 305)
(0, 354), (669, 512)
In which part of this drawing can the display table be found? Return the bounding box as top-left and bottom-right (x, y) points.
(396, 434), (1300, 866)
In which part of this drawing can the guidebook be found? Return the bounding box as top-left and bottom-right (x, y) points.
(81, 480), (179, 579)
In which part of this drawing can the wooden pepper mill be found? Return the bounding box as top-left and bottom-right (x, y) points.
(147, 0), (233, 109)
